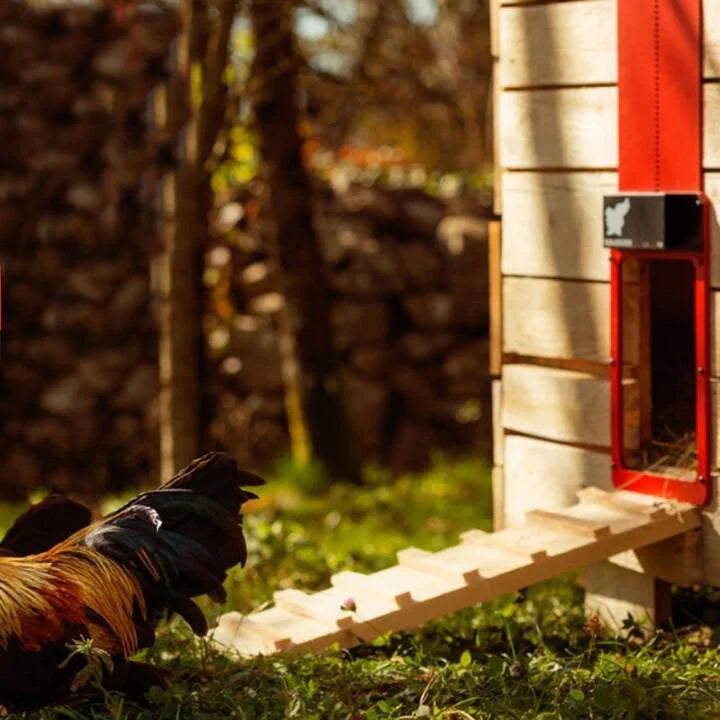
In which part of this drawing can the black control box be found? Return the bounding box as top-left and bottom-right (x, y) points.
(603, 193), (703, 251)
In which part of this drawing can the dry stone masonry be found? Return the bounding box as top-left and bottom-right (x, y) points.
(0, 1), (178, 496)
(206, 183), (492, 472)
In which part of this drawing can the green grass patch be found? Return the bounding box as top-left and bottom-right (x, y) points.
(4, 455), (720, 719)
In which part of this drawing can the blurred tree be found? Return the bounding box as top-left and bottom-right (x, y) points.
(248, 0), (361, 483)
(297, 0), (492, 172)
(158, 0), (242, 480)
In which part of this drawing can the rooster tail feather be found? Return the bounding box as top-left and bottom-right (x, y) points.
(81, 453), (263, 639)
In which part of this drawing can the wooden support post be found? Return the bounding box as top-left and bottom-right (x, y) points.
(583, 562), (671, 633)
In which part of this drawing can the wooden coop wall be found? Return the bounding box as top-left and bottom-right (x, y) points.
(492, 0), (720, 587)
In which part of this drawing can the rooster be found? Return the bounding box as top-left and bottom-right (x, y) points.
(0, 452), (263, 713)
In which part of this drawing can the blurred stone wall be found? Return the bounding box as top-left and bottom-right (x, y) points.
(206, 183), (491, 473)
(0, 2), (178, 497)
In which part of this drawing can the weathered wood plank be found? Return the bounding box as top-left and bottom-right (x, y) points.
(501, 86), (720, 169)
(502, 363), (639, 449)
(500, 0), (720, 84)
(501, 172), (617, 281)
(500, 0), (616, 88)
(503, 435), (613, 527)
(501, 171), (720, 285)
(500, 87), (617, 169)
(502, 277), (638, 364)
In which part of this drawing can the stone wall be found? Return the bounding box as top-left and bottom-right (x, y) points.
(0, 2), (178, 497)
(205, 183), (491, 473)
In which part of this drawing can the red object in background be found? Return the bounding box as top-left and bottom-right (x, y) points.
(612, 0), (708, 505)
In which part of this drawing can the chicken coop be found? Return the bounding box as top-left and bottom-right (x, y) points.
(213, 0), (720, 654)
(491, 0), (720, 625)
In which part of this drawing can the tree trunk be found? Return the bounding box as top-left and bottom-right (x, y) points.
(249, 0), (360, 483)
(155, 0), (238, 479)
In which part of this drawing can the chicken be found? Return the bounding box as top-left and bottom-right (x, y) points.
(0, 452), (263, 713)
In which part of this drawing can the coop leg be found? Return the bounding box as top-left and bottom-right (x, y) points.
(582, 562), (671, 634)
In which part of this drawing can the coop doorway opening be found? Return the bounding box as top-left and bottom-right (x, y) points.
(622, 259), (697, 480)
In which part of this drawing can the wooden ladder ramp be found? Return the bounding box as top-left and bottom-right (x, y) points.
(212, 488), (700, 656)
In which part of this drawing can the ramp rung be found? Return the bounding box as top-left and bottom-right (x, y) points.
(331, 571), (414, 607)
(526, 509), (612, 539)
(460, 528), (548, 562)
(397, 547), (481, 584)
(274, 589), (355, 628)
(216, 612), (293, 652)
(577, 486), (673, 521)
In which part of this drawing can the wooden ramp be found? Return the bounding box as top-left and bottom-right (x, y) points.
(212, 488), (701, 656)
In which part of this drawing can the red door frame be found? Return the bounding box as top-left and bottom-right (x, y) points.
(613, 0), (709, 504)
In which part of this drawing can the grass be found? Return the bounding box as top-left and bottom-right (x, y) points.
(4, 455), (720, 719)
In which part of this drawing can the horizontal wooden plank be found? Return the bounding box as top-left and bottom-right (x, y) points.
(500, 87), (617, 169)
(501, 0), (720, 85)
(501, 172), (720, 286)
(502, 277), (639, 364)
(502, 363), (639, 448)
(502, 85), (720, 169)
(503, 434), (613, 527)
(500, 0), (616, 88)
(501, 172), (617, 281)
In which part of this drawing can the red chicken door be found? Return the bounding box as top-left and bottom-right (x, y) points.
(608, 0), (709, 505)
